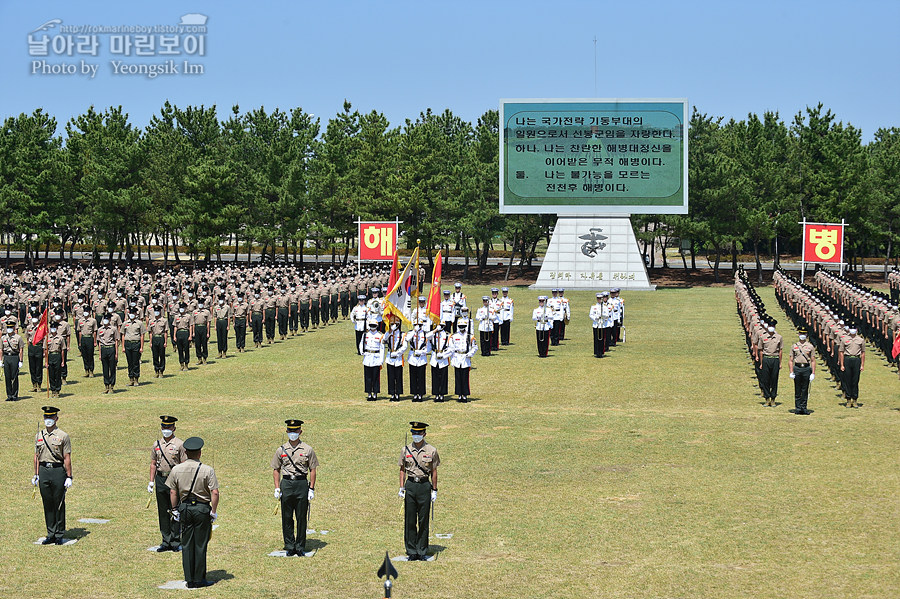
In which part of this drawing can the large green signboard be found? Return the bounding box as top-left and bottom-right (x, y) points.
(500, 99), (688, 214)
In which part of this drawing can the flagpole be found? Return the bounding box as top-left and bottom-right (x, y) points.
(415, 239), (421, 326)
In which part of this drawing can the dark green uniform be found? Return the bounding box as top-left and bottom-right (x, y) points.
(272, 425), (318, 556)
(34, 409), (72, 544)
(400, 422), (439, 560)
(151, 419), (186, 551)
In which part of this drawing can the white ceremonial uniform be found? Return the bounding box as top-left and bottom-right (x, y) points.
(440, 299), (455, 328)
(405, 328), (431, 366)
(500, 296), (514, 322)
(476, 306), (494, 332)
(450, 331), (477, 368)
(350, 304), (368, 331)
(451, 292), (467, 318)
(359, 330), (385, 366)
(533, 306), (552, 330)
(384, 328), (407, 367)
(428, 329), (451, 367)
(366, 297), (384, 325)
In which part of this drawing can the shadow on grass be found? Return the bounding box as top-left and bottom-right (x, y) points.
(65, 527), (90, 540)
(306, 538), (328, 551)
(207, 570), (234, 583)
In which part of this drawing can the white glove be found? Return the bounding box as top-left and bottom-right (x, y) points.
(274, 488), (281, 500)
(809, 373), (815, 381)
(789, 372), (795, 379)
(398, 488), (406, 499)
(63, 477), (72, 489)
(171, 510), (180, 522)
(210, 511), (217, 522)
(391, 352), (399, 359)
(431, 490), (437, 502)
(147, 481), (155, 493)
(18, 361), (23, 368)
(308, 489), (315, 501)
(31, 475), (39, 486)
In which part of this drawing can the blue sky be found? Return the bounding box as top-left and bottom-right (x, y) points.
(1, 0), (897, 141)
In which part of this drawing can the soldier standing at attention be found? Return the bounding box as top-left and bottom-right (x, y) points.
(428, 324), (451, 402)
(298, 286), (311, 333)
(46, 323), (66, 397)
(250, 291), (265, 347)
(367, 287), (384, 332)
(174, 303), (193, 371)
(532, 296), (552, 358)
(406, 321), (430, 402)
(2, 322), (24, 400)
(547, 289), (564, 346)
(309, 284), (321, 330)
(97, 312), (120, 393)
(26, 314), (45, 392)
(232, 293), (250, 353)
(168, 436), (219, 589)
(384, 318), (407, 402)
(789, 329), (816, 415)
(53, 309), (71, 385)
(450, 319), (477, 402)
(288, 286), (300, 335)
(351, 294), (368, 354)
(276, 287), (290, 339)
(757, 319), (783, 407)
(264, 287), (278, 343)
(439, 290), (455, 332)
(589, 293), (608, 358)
(192, 300), (211, 364)
(76, 305), (97, 377)
(148, 306), (168, 377)
(272, 419), (318, 557)
(149, 416), (187, 552)
(360, 321), (385, 401)
(558, 289), (571, 341)
(214, 294), (231, 358)
(33, 406), (73, 544)
(609, 288), (624, 344)
(450, 283), (466, 332)
(399, 422), (439, 561)
(122, 309), (146, 386)
(476, 297), (493, 357)
(839, 326), (865, 408)
(499, 287), (514, 346)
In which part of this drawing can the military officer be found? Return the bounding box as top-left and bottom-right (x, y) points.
(532, 296), (552, 357)
(174, 303), (193, 371)
(213, 294), (231, 358)
(192, 300), (211, 364)
(428, 324), (451, 402)
(385, 318), (407, 401)
(450, 319), (477, 402)
(351, 295), (368, 354)
(589, 293), (609, 358)
(399, 422), (439, 561)
(499, 287), (514, 346)
(272, 419), (318, 556)
(148, 305), (168, 377)
(757, 319), (783, 407)
(33, 406), (73, 544)
(25, 315), (45, 392)
(609, 288), (624, 344)
(2, 321), (24, 400)
(789, 329), (816, 415)
(232, 293), (250, 352)
(167, 436), (219, 589)
(838, 327), (865, 408)
(475, 297), (493, 357)
(360, 321), (385, 400)
(406, 321), (430, 402)
(97, 312), (120, 393)
(76, 305), (97, 377)
(547, 289), (564, 346)
(46, 324), (66, 397)
(149, 415), (187, 551)
(122, 309), (146, 386)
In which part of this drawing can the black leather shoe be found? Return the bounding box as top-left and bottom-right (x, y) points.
(55, 538), (66, 545)
(407, 554), (419, 561)
(156, 545), (170, 552)
(41, 537), (55, 545)
(285, 549), (297, 557)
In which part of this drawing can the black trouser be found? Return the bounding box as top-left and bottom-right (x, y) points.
(299, 305), (309, 330)
(179, 501), (212, 585)
(491, 328), (499, 351)
(602, 326), (612, 353)
(536, 329), (550, 357)
(124, 340), (141, 379)
(79, 335), (95, 372)
(500, 320), (511, 345)
(216, 319), (228, 353)
(151, 336), (166, 372)
(168, 315), (175, 341)
(409, 364), (426, 396)
(39, 465), (66, 541)
(29, 344), (43, 386)
(759, 356), (780, 399)
(614, 319), (622, 344)
(100, 345), (117, 386)
(431, 365), (448, 395)
(340, 293), (350, 317)
(355, 330), (364, 354)
(3, 354), (19, 399)
(593, 327), (604, 357)
(234, 320), (247, 349)
(279, 477), (310, 553)
(60, 347), (68, 380)
(289, 304), (298, 332)
(155, 473), (179, 548)
(175, 330), (191, 364)
(310, 302), (319, 327)
(387, 364), (404, 396)
(559, 319), (567, 340)
(251, 313), (263, 343)
(843, 355), (861, 400)
(550, 320), (561, 345)
(331, 294), (339, 321)
(403, 479), (432, 558)
(454, 365), (470, 396)
(48, 352), (62, 392)
(479, 331), (491, 356)
(794, 364), (811, 412)
(277, 308), (288, 336)
(265, 308), (276, 339)
(194, 325), (208, 360)
(364, 365), (381, 394)
(321, 297), (330, 324)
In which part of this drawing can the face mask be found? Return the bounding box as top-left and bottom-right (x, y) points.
(151, 299), (158, 304)
(161, 428), (174, 438)
(54, 315), (61, 321)
(83, 311), (89, 317)
(44, 419), (55, 428)
(5, 328), (12, 334)
(799, 335), (807, 341)
(130, 302), (136, 307)
(767, 326), (775, 333)
(287, 432), (300, 441)
(117, 292), (122, 298)
(50, 327), (57, 333)
(414, 324), (421, 331)
(411, 434), (424, 444)
(179, 308), (185, 313)
(108, 307), (114, 313)
(102, 318), (110, 325)
(3, 310), (9, 316)
(154, 310), (161, 317)
(390, 323), (398, 330)
(31, 318), (38, 324)
(52, 302), (59, 307)
(218, 300), (224, 305)
(849, 328), (857, 335)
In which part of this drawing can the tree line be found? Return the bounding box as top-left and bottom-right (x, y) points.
(1, 101), (897, 281)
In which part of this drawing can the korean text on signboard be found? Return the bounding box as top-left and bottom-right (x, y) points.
(500, 99), (688, 215)
(802, 223), (844, 264)
(358, 222), (397, 261)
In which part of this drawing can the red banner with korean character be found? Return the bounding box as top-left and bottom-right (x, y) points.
(802, 223), (844, 264)
(358, 221), (398, 261)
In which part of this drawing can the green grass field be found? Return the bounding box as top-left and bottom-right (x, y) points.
(1, 287), (897, 598)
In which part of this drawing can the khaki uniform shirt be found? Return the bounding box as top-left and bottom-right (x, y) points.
(271, 441), (318, 476)
(214, 305), (231, 320)
(47, 333), (66, 353)
(2, 333), (24, 354)
(122, 319), (146, 342)
(166, 459), (218, 503)
(790, 341), (815, 365)
(399, 442), (440, 478)
(35, 428), (71, 463)
(758, 332), (783, 357)
(97, 323), (120, 346)
(152, 437), (187, 477)
(175, 313), (192, 330)
(78, 317), (98, 338)
(148, 316), (168, 336)
(192, 308), (211, 327)
(841, 335), (865, 357)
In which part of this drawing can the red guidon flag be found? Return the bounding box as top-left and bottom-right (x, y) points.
(31, 308), (49, 345)
(385, 249), (400, 300)
(425, 250), (442, 325)
(892, 334), (900, 360)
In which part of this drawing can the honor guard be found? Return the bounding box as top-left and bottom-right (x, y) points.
(411, 296), (431, 331)
(351, 295), (368, 354)
(439, 290), (455, 331)
(589, 293), (609, 358)
(406, 321), (431, 402)
(25, 314), (45, 392)
(450, 283), (466, 330)
(609, 288), (624, 344)
(385, 318), (407, 401)
(499, 287), (514, 345)
(532, 296), (552, 357)
(33, 406), (73, 544)
(167, 436), (219, 589)
(789, 329), (816, 415)
(428, 325), (451, 402)
(547, 289), (564, 345)
(475, 297), (493, 357)
(488, 288), (502, 350)
(399, 422), (439, 561)
(450, 319), (477, 402)
(558, 289), (571, 340)
(360, 321), (385, 400)
(367, 288), (384, 332)
(272, 419), (318, 556)
(149, 416), (187, 551)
